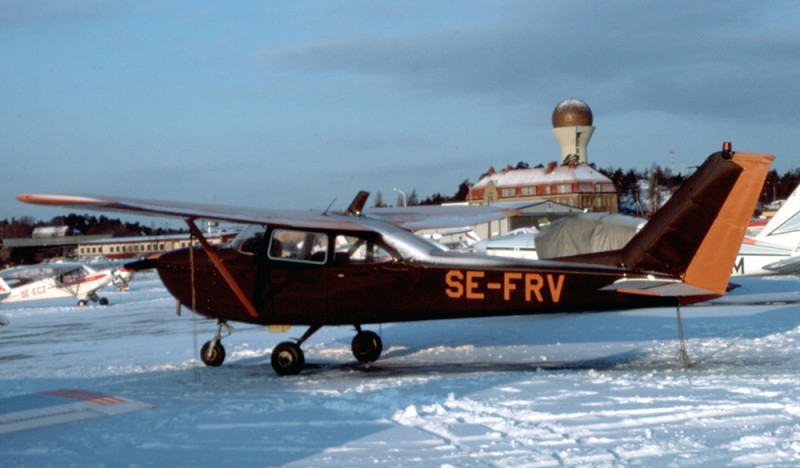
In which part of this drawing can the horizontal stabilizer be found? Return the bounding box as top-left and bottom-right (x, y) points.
(764, 255), (800, 274)
(0, 389), (152, 434)
(601, 278), (719, 298)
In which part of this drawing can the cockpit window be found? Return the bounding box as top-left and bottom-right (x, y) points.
(269, 229), (328, 264)
(333, 234), (394, 264)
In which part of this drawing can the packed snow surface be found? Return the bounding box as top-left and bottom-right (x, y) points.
(2, 272), (800, 466)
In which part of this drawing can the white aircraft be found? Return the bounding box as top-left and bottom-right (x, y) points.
(472, 227), (540, 259)
(0, 279), (9, 324)
(734, 185), (800, 275)
(0, 262), (122, 306)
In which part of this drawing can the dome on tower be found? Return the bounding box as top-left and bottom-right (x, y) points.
(552, 99), (593, 128)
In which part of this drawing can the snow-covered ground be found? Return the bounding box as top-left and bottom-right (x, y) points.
(2, 272), (800, 466)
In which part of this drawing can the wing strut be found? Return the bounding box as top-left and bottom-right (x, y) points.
(185, 219), (259, 319)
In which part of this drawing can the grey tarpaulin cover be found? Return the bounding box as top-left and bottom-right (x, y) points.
(536, 213), (645, 259)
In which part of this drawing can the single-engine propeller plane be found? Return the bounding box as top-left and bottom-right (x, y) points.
(0, 262), (122, 306)
(17, 144), (772, 375)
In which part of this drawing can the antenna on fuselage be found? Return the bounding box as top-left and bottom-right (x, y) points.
(322, 176), (353, 216)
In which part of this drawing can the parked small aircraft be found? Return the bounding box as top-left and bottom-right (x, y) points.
(17, 145), (771, 374)
(732, 183), (800, 275)
(0, 278), (10, 303)
(0, 279), (9, 325)
(0, 262), (122, 306)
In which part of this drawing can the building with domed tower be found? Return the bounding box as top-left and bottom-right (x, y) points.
(467, 99), (618, 213)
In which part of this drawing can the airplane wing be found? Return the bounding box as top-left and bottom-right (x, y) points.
(16, 193), (372, 232)
(0, 263), (86, 282)
(17, 193), (524, 232)
(763, 255), (800, 275)
(364, 203), (525, 230)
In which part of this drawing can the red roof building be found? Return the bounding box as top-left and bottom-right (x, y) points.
(467, 162), (618, 212)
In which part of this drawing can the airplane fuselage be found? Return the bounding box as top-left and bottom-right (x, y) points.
(156, 236), (678, 328)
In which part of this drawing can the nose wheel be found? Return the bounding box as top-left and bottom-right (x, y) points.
(200, 321), (232, 367)
(200, 340), (226, 367)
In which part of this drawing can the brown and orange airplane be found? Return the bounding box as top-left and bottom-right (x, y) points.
(18, 144), (772, 375)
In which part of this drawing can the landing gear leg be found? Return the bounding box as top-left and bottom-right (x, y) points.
(271, 325), (321, 376)
(201, 321), (232, 367)
(351, 325), (383, 363)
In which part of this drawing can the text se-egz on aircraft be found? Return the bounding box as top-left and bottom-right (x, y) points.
(18, 143), (772, 375)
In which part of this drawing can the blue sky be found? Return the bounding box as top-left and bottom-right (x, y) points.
(2, 1), (799, 221)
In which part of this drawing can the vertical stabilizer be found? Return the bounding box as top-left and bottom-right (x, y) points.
(346, 191), (370, 216)
(679, 152), (773, 294)
(0, 277), (10, 302)
(755, 182), (800, 248)
(621, 149), (773, 295)
(565, 146), (773, 298)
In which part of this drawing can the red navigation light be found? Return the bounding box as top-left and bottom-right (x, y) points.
(722, 141), (733, 159)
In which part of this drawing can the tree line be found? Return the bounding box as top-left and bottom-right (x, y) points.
(0, 214), (185, 240)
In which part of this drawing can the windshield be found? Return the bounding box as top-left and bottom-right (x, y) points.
(231, 225), (266, 255)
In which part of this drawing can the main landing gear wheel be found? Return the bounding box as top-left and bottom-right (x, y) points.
(351, 330), (382, 363)
(78, 296), (108, 306)
(271, 341), (305, 376)
(200, 340), (226, 367)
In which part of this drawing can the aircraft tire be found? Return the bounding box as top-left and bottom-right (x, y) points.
(200, 341), (225, 367)
(271, 342), (304, 376)
(351, 330), (382, 363)
(99, 297), (109, 306)
(77, 300), (89, 307)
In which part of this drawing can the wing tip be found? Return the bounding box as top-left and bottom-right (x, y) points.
(16, 193), (104, 206)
